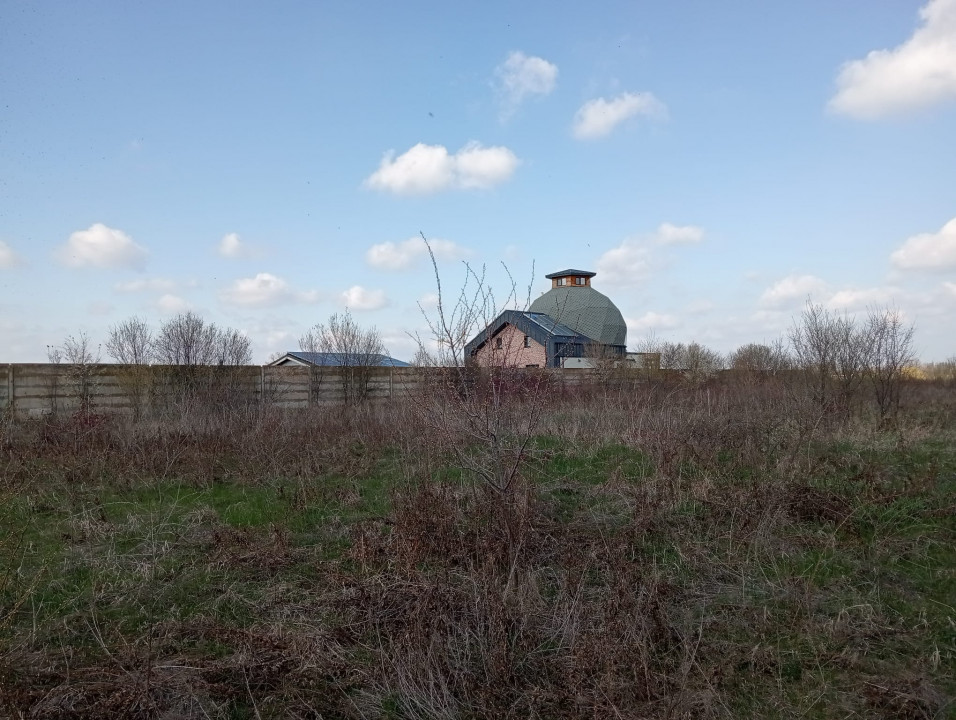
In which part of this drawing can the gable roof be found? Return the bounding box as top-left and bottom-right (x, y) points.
(463, 310), (592, 358)
(269, 351), (410, 367)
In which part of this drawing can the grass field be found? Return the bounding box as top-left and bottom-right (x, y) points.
(1, 375), (953, 718)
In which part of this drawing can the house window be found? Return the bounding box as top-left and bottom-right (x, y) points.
(556, 277), (567, 286)
(523, 335), (531, 348)
(574, 277), (586, 285)
(495, 337), (503, 349)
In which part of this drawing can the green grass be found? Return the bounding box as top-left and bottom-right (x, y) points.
(1, 406), (954, 719)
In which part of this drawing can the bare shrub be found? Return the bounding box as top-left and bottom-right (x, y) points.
(413, 234), (545, 497)
(730, 339), (790, 377)
(299, 309), (387, 404)
(788, 301), (870, 419)
(865, 307), (915, 425)
(637, 338), (724, 382)
(46, 331), (102, 416)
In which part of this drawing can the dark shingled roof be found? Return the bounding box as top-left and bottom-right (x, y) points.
(545, 269), (597, 279)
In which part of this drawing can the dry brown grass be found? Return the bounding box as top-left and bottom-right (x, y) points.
(0, 375), (953, 718)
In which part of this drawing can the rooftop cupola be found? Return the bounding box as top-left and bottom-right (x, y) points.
(530, 269), (626, 347)
(544, 269), (596, 289)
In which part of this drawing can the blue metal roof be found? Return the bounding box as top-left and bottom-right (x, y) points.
(278, 351), (410, 367)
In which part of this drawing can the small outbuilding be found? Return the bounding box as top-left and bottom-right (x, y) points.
(268, 351), (411, 368)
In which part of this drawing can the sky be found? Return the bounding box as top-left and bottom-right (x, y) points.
(1, 0), (955, 363)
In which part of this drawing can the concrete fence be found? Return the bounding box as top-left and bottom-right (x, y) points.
(0, 363), (660, 419)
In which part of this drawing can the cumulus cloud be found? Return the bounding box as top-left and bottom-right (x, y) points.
(828, 0), (956, 118)
(596, 241), (653, 286)
(494, 51), (558, 118)
(759, 274), (829, 307)
(342, 285), (388, 311)
(366, 237), (470, 271)
(890, 217), (956, 271)
(218, 232), (253, 259)
(365, 142), (519, 195)
(157, 294), (190, 314)
(572, 92), (667, 139)
(826, 286), (898, 310)
(57, 223), (148, 270)
(0, 240), (22, 268)
(220, 273), (319, 307)
(653, 223), (704, 245)
(596, 223), (704, 285)
(627, 311), (680, 333)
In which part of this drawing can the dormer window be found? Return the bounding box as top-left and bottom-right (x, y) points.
(574, 277), (586, 285)
(556, 277), (567, 286)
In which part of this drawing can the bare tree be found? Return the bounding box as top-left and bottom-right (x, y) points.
(106, 316), (154, 365)
(636, 337), (723, 382)
(214, 327), (253, 366)
(300, 309), (387, 403)
(730, 340), (790, 376)
(789, 301), (870, 418)
(865, 307), (916, 425)
(50, 332), (102, 414)
(415, 234), (546, 497)
(153, 312), (220, 366)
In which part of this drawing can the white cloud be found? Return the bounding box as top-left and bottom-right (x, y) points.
(627, 311), (680, 333)
(0, 240), (22, 268)
(156, 294), (190, 314)
(890, 217), (956, 271)
(944, 281), (956, 297)
(596, 223), (704, 285)
(342, 285), (388, 311)
(828, 0), (956, 118)
(653, 223), (704, 245)
(418, 293), (440, 310)
(759, 274), (829, 307)
(365, 142), (519, 195)
(366, 237), (469, 271)
(218, 232), (252, 259)
(494, 51), (558, 118)
(572, 92), (667, 139)
(826, 286), (897, 311)
(57, 223), (148, 270)
(220, 273), (319, 307)
(596, 241), (653, 285)
(114, 277), (184, 293)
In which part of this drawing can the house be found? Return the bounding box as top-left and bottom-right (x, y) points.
(268, 351), (411, 367)
(465, 269), (628, 368)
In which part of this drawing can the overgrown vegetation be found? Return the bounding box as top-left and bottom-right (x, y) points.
(1, 370), (953, 718)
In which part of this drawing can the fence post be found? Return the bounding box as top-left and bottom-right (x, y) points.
(5, 364), (13, 414)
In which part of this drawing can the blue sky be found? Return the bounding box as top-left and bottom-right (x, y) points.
(2, 0), (955, 363)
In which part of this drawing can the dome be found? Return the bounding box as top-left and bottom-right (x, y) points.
(528, 285), (627, 347)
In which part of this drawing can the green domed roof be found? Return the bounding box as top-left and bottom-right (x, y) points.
(528, 285), (626, 347)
